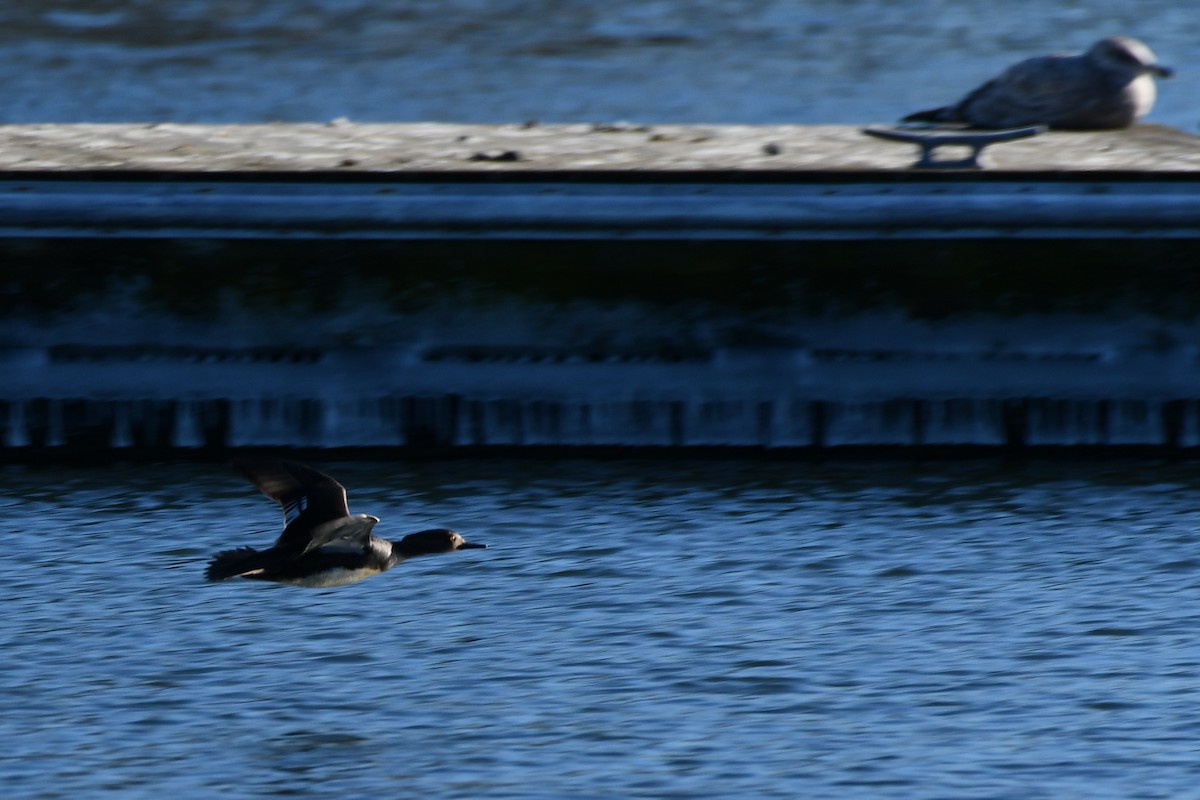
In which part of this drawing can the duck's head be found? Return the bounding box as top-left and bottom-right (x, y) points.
(395, 528), (486, 558)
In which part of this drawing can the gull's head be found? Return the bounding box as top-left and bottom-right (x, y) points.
(1090, 37), (1173, 78)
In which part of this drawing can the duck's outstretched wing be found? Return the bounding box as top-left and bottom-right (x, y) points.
(234, 460), (352, 553)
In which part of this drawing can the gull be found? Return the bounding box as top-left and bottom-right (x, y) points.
(902, 37), (1173, 130)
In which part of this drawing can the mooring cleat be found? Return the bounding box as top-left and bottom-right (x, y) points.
(862, 125), (1045, 170)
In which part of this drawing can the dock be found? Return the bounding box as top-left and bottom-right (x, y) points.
(2, 122), (1200, 454)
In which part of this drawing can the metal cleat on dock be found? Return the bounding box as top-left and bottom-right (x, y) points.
(861, 125), (1045, 169)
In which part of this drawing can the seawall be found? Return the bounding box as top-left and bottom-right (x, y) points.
(2, 123), (1199, 454)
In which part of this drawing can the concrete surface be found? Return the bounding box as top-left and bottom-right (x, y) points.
(0, 122), (1195, 173)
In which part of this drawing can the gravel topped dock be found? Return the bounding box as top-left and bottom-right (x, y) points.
(0, 122), (1196, 173)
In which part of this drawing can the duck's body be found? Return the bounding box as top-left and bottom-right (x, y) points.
(902, 37), (1172, 130)
(208, 527), (481, 587)
(205, 460), (484, 587)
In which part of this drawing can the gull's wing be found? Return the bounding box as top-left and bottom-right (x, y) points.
(234, 460), (352, 552)
(957, 54), (1093, 128)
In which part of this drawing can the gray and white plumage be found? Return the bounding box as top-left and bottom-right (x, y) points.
(902, 37), (1173, 130)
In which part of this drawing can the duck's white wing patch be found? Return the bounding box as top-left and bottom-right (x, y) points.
(282, 495), (308, 526)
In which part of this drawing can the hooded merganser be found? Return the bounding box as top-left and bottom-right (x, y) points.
(205, 460), (485, 587)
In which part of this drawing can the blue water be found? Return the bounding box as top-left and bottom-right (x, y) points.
(2, 458), (1199, 798)
(0, 0), (1195, 130)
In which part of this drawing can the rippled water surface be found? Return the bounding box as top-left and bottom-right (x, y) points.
(0, 0), (1194, 129)
(2, 458), (1200, 798)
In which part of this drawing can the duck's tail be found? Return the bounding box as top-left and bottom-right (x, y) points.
(205, 546), (271, 582)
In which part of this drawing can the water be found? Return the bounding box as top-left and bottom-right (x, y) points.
(2, 458), (1199, 798)
(0, 1), (1195, 130)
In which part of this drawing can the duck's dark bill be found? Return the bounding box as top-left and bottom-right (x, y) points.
(461, 542), (487, 549)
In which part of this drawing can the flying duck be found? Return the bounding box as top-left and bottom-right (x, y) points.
(205, 460), (485, 588)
